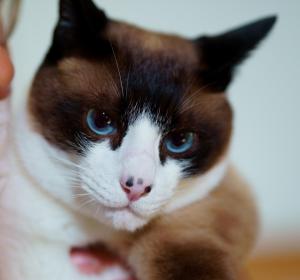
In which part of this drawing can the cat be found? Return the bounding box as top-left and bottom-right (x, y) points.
(0, 0), (276, 279)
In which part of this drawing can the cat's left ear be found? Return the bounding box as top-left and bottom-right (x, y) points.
(195, 16), (277, 92)
(46, 0), (108, 62)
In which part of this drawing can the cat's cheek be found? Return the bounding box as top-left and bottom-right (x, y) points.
(79, 141), (128, 208)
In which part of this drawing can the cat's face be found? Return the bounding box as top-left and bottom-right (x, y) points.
(25, 0), (275, 231)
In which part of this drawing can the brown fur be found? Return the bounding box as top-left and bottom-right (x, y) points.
(113, 167), (258, 280)
(106, 21), (199, 65)
(26, 2), (274, 278)
(30, 27), (232, 169)
(89, 167), (257, 280)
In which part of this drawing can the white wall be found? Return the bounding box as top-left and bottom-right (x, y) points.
(10, 0), (300, 253)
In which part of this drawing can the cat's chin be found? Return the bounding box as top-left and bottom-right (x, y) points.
(102, 207), (149, 232)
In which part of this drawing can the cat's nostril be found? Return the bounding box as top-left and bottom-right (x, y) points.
(145, 186), (152, 194)
(121, 180), (153, 201)
(125, 176), (134, 187)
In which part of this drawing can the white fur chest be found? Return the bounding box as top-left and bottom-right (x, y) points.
(0, 127), (129, 280)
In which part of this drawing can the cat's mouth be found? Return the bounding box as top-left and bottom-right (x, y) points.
(102, 205), (149, 231)
(108, 205), (144, 218)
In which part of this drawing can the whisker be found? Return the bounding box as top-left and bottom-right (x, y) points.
(125, 65), (131, 98)
(104, 67), (120, 97)
(110, 41), (124, 97)
(72, 192), (90, 198)
(48, 153), (84, 172)
(77, 196), (96, 210)
(180, 79), (221, 113)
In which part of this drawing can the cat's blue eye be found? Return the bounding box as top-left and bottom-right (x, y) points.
(164, 132), (194, 154)
(86, 109), (116, 136)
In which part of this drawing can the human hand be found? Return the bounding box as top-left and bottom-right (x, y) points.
(0, 43), (13, 99)
(0, 0), (16, 100)
(71, 246), (136, 280)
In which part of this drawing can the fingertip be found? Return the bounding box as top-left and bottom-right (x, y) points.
(0, 46), (14, 98)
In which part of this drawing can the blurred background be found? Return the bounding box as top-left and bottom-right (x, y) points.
(9, 0), (300, 278)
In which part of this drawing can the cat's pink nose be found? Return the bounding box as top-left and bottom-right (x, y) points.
(120, 176), (152, 202)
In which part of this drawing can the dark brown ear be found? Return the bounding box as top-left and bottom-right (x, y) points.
(46, 0), (109, 63)
(195, 16), (277, 92)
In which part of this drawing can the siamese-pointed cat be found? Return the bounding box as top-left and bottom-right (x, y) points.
(0, 0), (276, 279)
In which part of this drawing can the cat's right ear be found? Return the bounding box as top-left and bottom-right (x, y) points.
(194, 16), (277, 92)
(46, 0), (108, 62)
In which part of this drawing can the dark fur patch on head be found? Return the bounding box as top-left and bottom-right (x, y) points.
(177, 93), (232, 174)
(30, 27), (231, 175)
(29, 0), (275, 176)
(194, 16), (277, 91)
(30, 17), (231, 175)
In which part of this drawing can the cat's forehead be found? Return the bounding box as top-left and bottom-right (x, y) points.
(106, 21), (198, 65)
(59, 21), (199, 87)
(57, 22), (204, 123)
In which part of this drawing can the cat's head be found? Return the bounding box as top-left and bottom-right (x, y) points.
(25, 0), (276, 231)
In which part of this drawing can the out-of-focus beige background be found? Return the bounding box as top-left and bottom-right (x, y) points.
(10, 0), (300, 257)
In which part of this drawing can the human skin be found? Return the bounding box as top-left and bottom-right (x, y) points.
(0, 46), (13, 98)
(0, 20), (14, 99)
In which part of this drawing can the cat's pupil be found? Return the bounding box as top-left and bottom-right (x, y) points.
(171, 132), (188, 147)
(94, 112), (112, 128)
